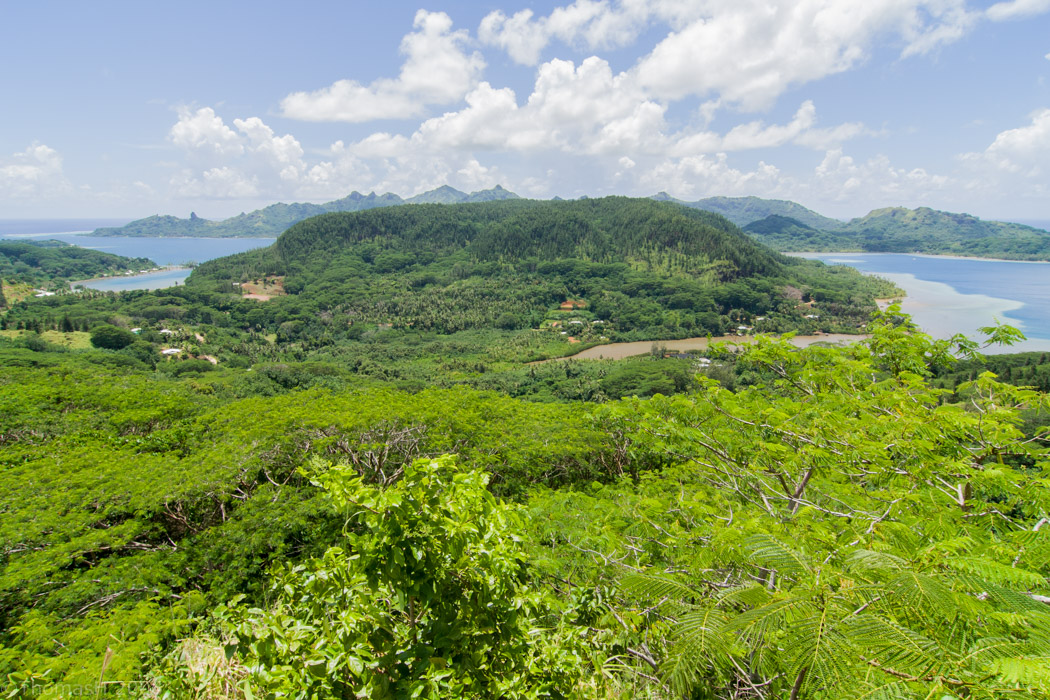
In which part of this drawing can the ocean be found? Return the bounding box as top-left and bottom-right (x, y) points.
(0, 219), (275, 277)
(803, 253), (1050, 352)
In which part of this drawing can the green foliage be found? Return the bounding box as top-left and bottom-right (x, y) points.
(180, 197), (888, 341)
(5, 216), (1050, 700)
(0, 239), (155, 286)
(156, 456), (585, 699)
(661, 193), (844, 230)
(526, 312), (1050, 698)
(745, 206), (1050, 260)
(89, 323), (137, 349)
(0, 353), (630, 691)
(2, 199), (894, 390)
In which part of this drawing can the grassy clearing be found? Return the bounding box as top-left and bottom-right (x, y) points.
(1, 280), (35, 306)
(0, 329), (93, 349)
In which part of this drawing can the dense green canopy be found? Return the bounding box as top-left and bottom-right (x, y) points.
(2, 199), (1047, 698)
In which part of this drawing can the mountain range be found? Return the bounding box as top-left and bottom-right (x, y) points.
(93, 185), (520, 238)
(93, 186), (842, 239)
(92, 186), (1050, 261)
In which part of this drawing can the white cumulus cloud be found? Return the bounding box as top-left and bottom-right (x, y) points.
(674, 100), (867, 154)
(812, 148), (950, 206)
(479, 0), (654, 64)
(633, 0), (975, 109)
(0, 143), (71, 200)
(170, 107), (244, 158)
(637, 154), (789, 200)
(986, 0), (1050, 21)
(962, 108), (1050, 175)
(481, 1), (976, 110)
(168, 52), (867, 204)
(381, 58), (862, 162)
(168, 108), (310, 199)
(281, 11), (484, 122)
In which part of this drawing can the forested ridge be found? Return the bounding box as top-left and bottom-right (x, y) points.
(92, 185), (520, 238)
(0, 240), (156, 292)
(89, 184), (1050, 263)
(183, 198), (894, 341)
(744, 207), (1050, 260)
(2, 198), (1049, 698)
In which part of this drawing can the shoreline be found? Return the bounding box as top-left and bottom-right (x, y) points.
(87, 234), (277, 240)
(789, 251), (1050, 264)
(799, 254), (1050, 354)
(2, 231), (274, 241)
(69, 265), (189, 288)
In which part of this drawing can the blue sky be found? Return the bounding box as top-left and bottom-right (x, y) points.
(2, 0), (1049, 222)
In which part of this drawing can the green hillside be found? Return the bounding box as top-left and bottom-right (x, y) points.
(90, 186), (1050, 263)
(653, 192), (845, 229)
(843, 206), (1050, 258)
(1, 197), (896, 394)
(2, 310), (1048, 697)
(186, 197), (894, 340)
(743, 214), (840, 250)
(0, 239), (156, 291)
(744, 206), (1050, 259)
(4, 197), (1050, 698)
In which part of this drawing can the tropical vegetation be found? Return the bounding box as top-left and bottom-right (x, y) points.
(0, 240), (155, 294)
(1, 198), (1048, 699)
(745, 207), (1050, 260)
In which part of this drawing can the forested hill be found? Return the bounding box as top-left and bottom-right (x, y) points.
(744, 206), (1050, 260)
(271, 197), (782, 274)
(92, 185), (520, 238)
(14, 199), (1050, 698)
(186, 197), (895, 340)
(652, 192), (845, 230)
(90, 184), (1050, 262)
(0, 239), (156, 288)
(196, 197), (783, 295)
(91, 187), (839, 239)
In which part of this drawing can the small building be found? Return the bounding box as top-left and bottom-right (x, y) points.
(161, 348), (182, 355)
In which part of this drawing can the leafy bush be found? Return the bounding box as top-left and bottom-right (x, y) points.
(89, 324), (136, 350)
(157, 456), (585, 698)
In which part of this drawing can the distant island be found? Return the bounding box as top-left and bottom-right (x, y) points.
(0, 239), (157, 306)
(742, 207), (1050, 261)
(93, 185), (1050, 261)
(92, 185), (520, 238)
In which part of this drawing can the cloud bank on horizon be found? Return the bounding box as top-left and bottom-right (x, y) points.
(2, 0), (1049, 220)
